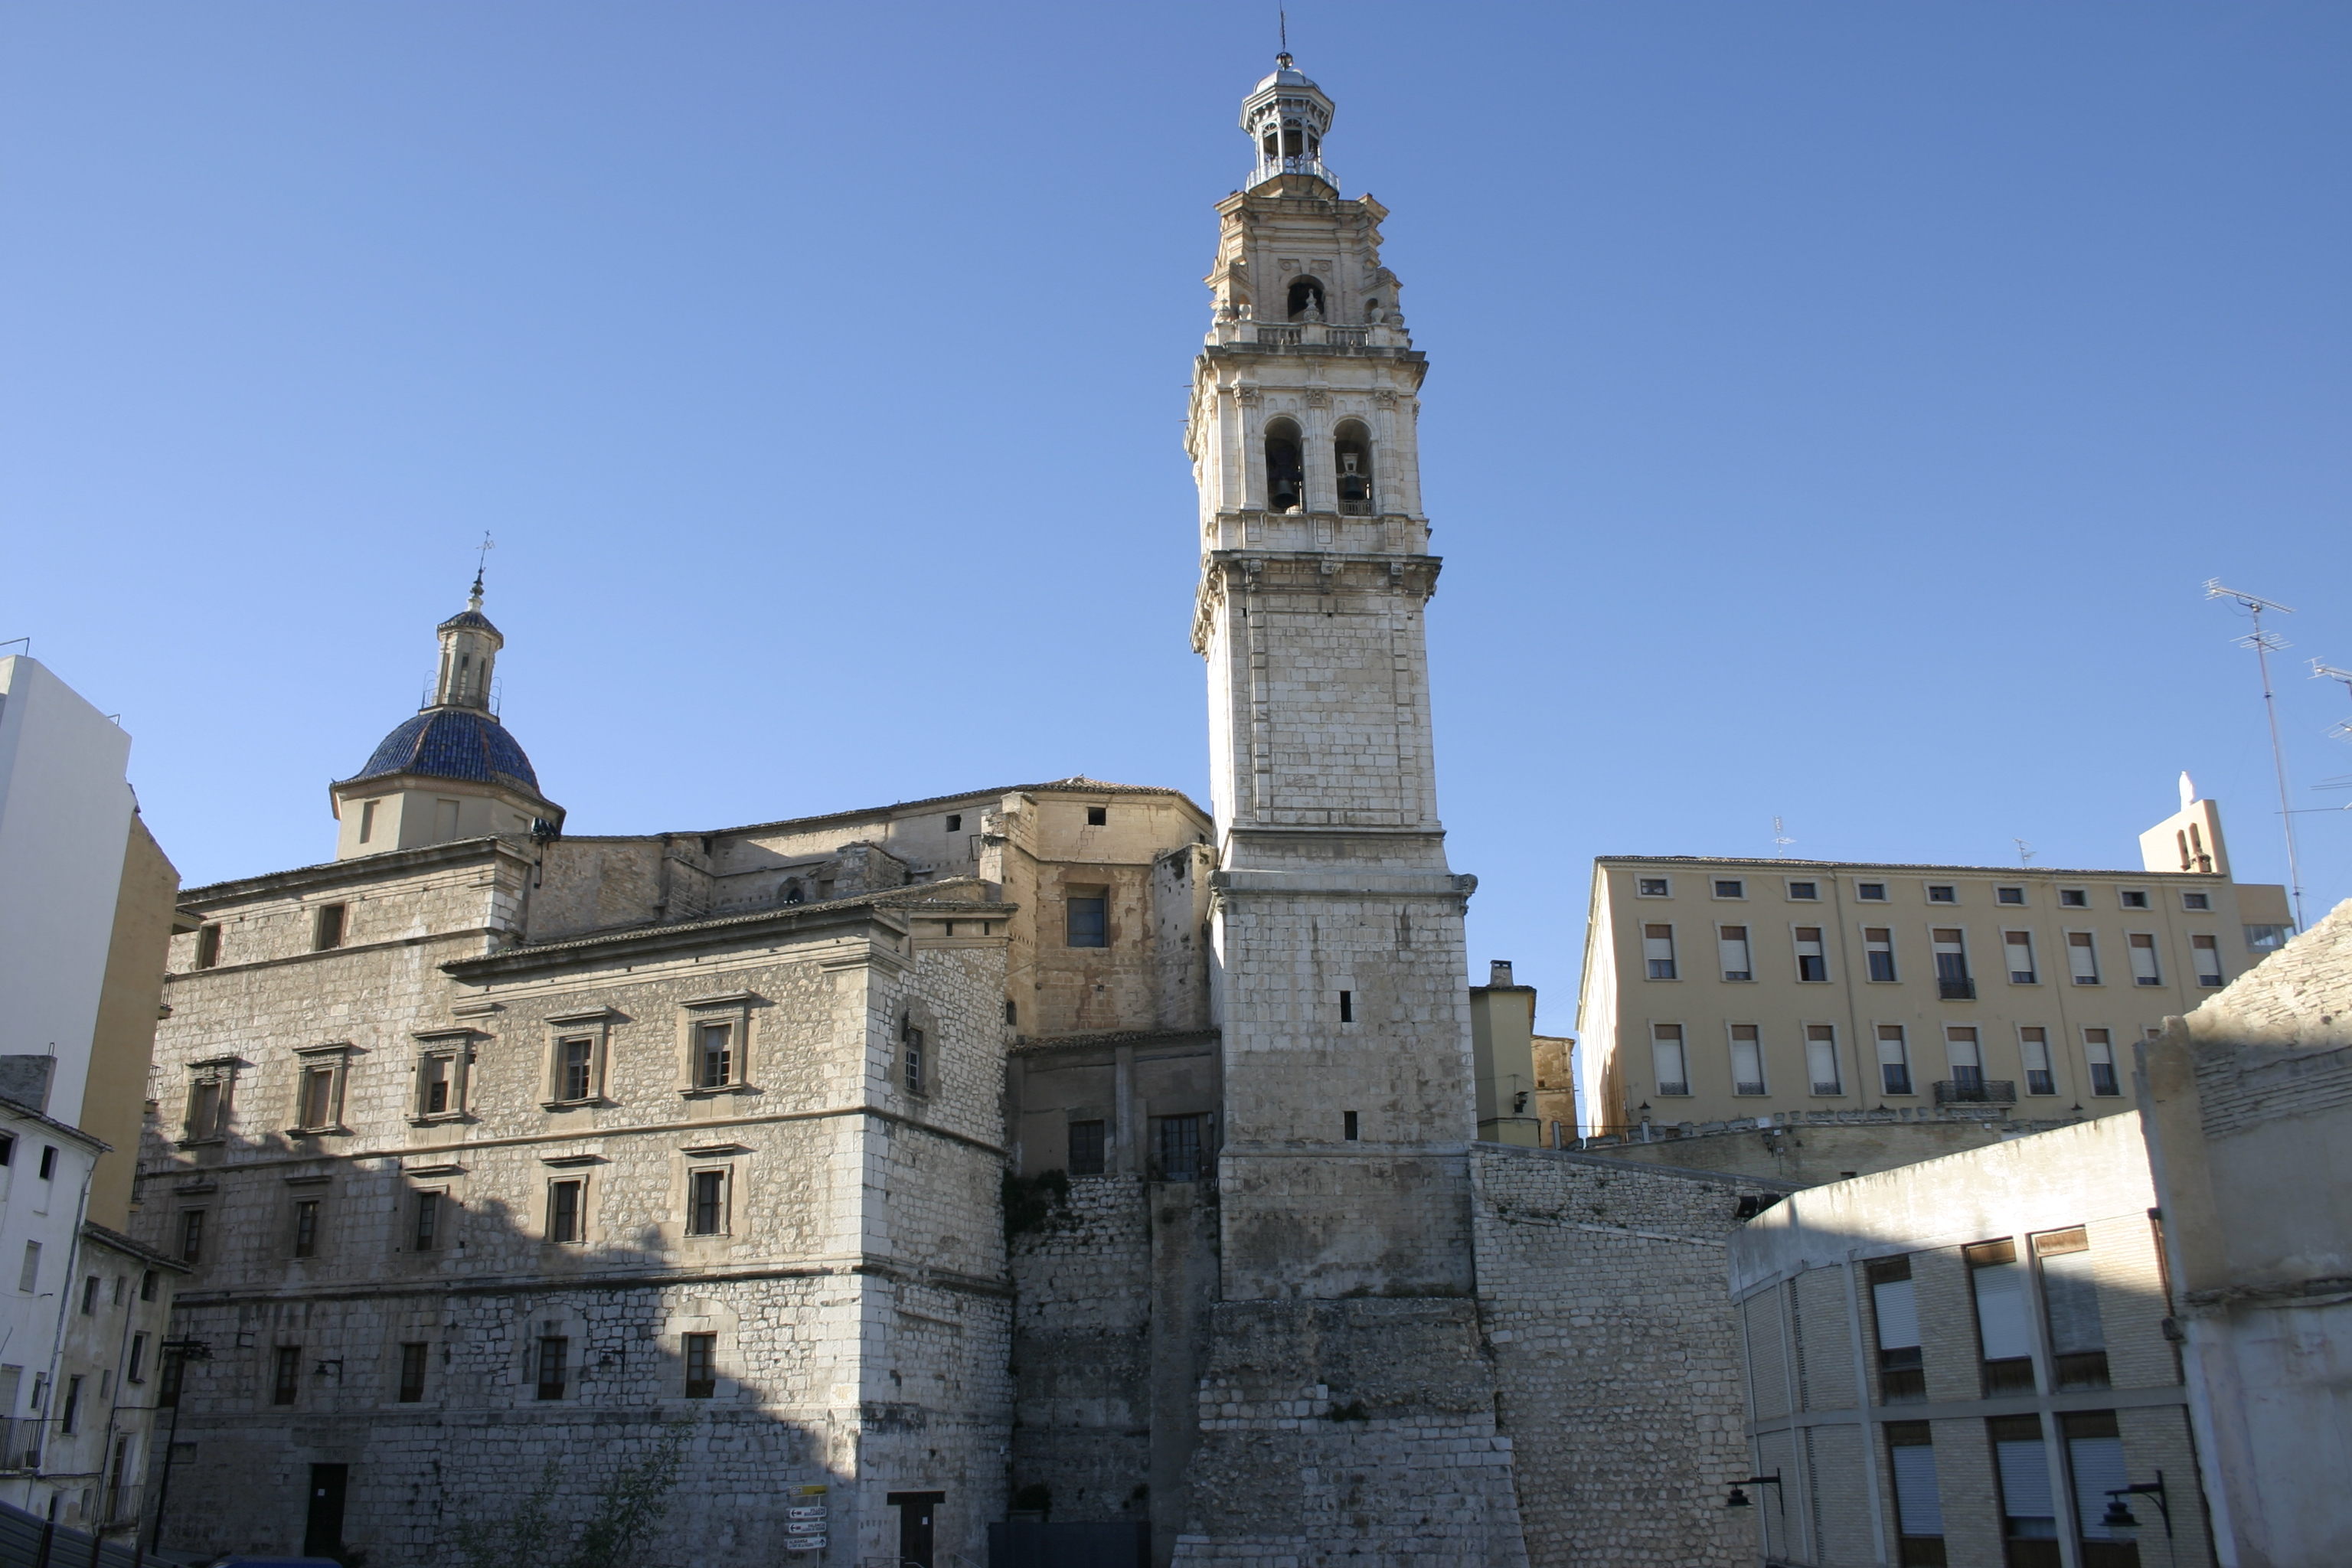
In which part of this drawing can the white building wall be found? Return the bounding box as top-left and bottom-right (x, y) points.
(0, 1101), (104, 1520)
(0, 656), (137, 1127)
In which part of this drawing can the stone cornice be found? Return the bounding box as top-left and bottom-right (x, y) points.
(178, 836), (528, 910)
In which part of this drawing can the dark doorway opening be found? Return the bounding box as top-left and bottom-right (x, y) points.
(303, 1462), (348, 1558)
(889, 1490), (945, 1568)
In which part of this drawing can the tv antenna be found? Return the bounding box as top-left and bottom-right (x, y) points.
(1771, 816), (1793, 858)
(2207, 580), (2305, 929)
(2014, 838), (2036, 865)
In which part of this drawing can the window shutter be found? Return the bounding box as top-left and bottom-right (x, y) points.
(1890, 1443), (1944, 1537)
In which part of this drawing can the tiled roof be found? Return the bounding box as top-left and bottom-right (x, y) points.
(342, 707), (541, 794)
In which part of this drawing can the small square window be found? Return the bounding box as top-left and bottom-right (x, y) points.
(1996, 887), (2025, 905)
(1637, 877), (1670, 897)
(1926, 885), (1956, 903)
(312, 903), (346, 952)
(2060, 888), (2089, 907)
(1785, 881), (1818, 900)
(945, 814), (962, 832)
(1857, 882), (1887, 901)
(2119, 890), (2149, 909)
(1085, 805), (1109, 826)
(1712, 879), (1745, 899)
(2182, 891), (2211, 911)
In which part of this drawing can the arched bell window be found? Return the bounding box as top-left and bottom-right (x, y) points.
(1263, 418), (1305, 513)
(1333, 421), (1374, 516)
(1286, 277), (1325, 322)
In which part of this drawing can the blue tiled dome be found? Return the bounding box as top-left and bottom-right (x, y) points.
(344, 708), (541, 795)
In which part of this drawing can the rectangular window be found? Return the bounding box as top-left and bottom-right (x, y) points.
(2020, 1028), (2056, 1096)
(1945, 1026), (1984, 1093)
(1865, 927), (1898, 983)
(2035, 1228), (2109, 1390)
(60, 1374), (83, 1434)
(1067, 1119), (1106, 1176)
(185, 1078), (225, 1141)
(1650, 1024), (1690, 1096)
(397, 1342), (428, 1403)
(178, 1211), (204, 1264)
(38, 1146), (54, 1180)
(1794, 927), (1828, 982)
(1805, 1024), (1842, 1096)
(2084, 1030), (2119, 1097)
(1877, 1026), (1913, 1096)
(534, 1334), (568, 1400)
(2127, 933), (2162, 986)
(1157, 1114), (1205, 1181)
(1085, 805), (1108, 825)
(2006, 931), (2038, 984)
(697, 1023), (734, 1089)
(1997, 886), (2026, 905)
(559, 1037), (595, 1101)
(272, 1347), (301, 1406)
(1717, 926), (1753, 982)
(298, 1065), (338, 1130)
(684, 1333), (717, 1399)
(688, 1170), (730, 1236)
(2062, 1410), (2135, 1555)
(1887, 1423), (1945, 1564)
(1338, 991), (1353, 1023)
(2060, 888), (2089, 907)
(292, 1199), (321, 1259)
(2118, 890), (2149, 909)
(902, 1026), (926, 1096)
(2067, 932), (2100, 985)
(358, 800), (377, 844)
(80, 1276), (98, 1315)
(1990, 1413), (2060, 1552)
(1787, 880), (1818, 900)
(2246, 923), (2292, 952)
(126, 1334), (147, 1385)
(1066, 893), (1108, 948)
(194, 923), (223, 969)
(140, 1271), (156, 1302)
(2181, 891), (2211, 911)
(1932, 929), (1972, 999)
(2191, 933), (2223, 987)
(1857, 882), (1888, 901)
(156, 1351), (182, 1409)
(412, 1191), (443, 1252)
(1636, 877), (1669, 897)
(312, 903), (346, 952)
(1642, 924), (1677, 980)
(944, 813), (962, 832)
(1729, 1025), (1766, 1096)
(0, 1136), (11, 1168)
(434, 799), (461, 838)
(1868, 1257), (1926, 1403)
(1968, 1240), (2037, 1395)
(1713, 878), (1744, 899)
(1927, 884), (1957, 903)
(1342, 1109), (1359, 1141)
(549, 1180), (583, 1244)
(419, 1055), (455, 1116)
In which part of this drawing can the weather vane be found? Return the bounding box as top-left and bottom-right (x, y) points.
(472, 531), (495, 599)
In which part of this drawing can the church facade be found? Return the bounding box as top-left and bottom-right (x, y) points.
(135, 60), (1777, 1568)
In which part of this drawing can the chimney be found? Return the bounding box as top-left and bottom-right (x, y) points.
(1488, 960), (1514, 988)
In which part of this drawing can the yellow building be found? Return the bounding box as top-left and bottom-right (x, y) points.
(1576, 782), (2292, 1138)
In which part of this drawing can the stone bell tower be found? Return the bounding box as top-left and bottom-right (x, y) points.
(1176, 55), (1526, 1566)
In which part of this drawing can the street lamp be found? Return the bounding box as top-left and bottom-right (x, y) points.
(2102, 1471), (2172, 1540)
(1724, 1472), (1782, 1509)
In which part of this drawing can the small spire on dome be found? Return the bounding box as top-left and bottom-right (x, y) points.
(470, 531), (494, 611)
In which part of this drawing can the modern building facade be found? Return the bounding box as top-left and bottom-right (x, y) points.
(1469, 962), (1544, 1146)
(0, 655), (188, 1531)
(1576, 789), (2292, 1149)
(1727, 1112), (2212, 1568)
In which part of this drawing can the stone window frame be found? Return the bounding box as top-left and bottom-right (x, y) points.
(178, 1057), (244, 1147)
(542, 1008), (619, 1110)
(664, 1297), (740, 1403)
(678, 1143), (747, 1240)
(676, 993), (760, 1099)
(540, 1153), (603, 1246)
(287, 1044), (355, 1136)
(893, 1001), (940, 1100)
(409, 1030), (481, 1125)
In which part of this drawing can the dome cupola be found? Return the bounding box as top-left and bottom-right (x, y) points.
(1241, 53), (1336, 191)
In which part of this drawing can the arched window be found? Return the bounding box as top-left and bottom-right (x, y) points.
(782, 878), (804, 906)
(1287, 277), (1325, 322)
(1263, 418), (1304, 513)
(1333, 421), (1374, 515)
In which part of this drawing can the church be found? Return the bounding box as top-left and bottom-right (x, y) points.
(136, 58), (1775, 1568)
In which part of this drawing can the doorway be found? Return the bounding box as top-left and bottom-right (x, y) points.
(303, 1463), (348, 1557)
(888, 1490), (945, 1568)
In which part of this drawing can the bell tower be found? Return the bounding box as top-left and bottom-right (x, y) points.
(1190, 53), (1472, 1301)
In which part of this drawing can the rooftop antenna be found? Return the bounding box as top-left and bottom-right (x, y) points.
(1771, 816), (1793, 858)
(2207, 580), (2305, 929)
(1279, 6), (1289, 60)
(2014, 838), (2036, 865)
(2315, 660), (2352, 742)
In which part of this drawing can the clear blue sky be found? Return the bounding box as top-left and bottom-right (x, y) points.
(5, 3), (2347, 1032)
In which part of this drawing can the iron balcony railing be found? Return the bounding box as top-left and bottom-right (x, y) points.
(1248, 155), (1338, 188)
(1934, 1079), (2017, 1106)
(0, 1416), (40, 1471)
(1939, 977), (1977, 1000)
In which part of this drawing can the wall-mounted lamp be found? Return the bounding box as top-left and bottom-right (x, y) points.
(2102, 1471), (2171, 1539)
(312, 1358), (345, 1383)
(1724, 1472), (1782, 1509)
